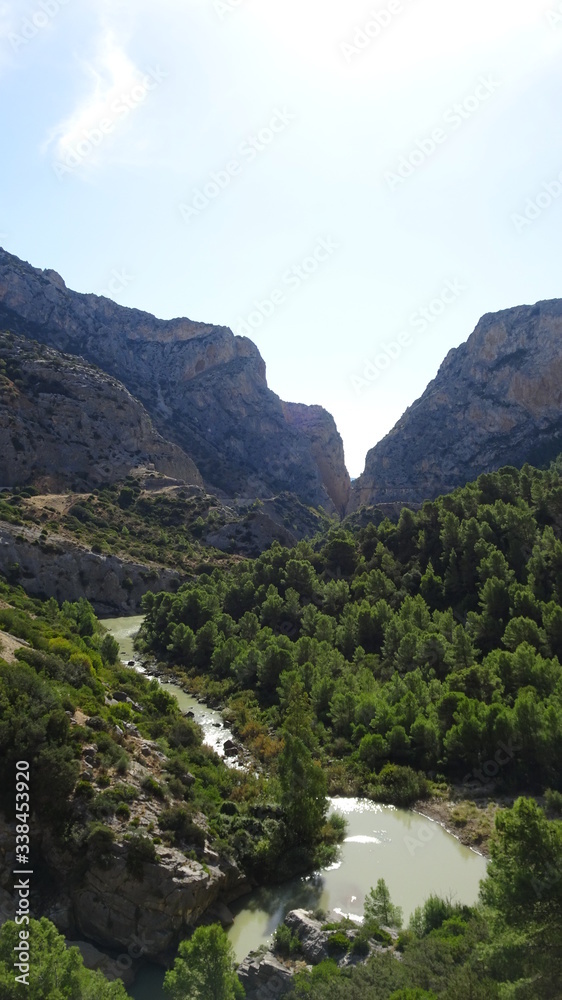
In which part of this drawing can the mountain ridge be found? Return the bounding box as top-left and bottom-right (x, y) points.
(353, 298), (562, 507)
(1, 247), (562, 517)
(0, 247), (350, 514)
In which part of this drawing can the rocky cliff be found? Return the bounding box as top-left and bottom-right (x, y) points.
(0, 520), (184, 615)
(352, 300), (562, 507)
(282, 402), (351, 515)
(0, 248), (350, 512)
(0, 331), (201, 492)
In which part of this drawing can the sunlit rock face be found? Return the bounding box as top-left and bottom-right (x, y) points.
(0, 248), (350, 512)
(352, 300), (562, 508)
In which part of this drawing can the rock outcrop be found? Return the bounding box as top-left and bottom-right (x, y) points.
(0, 331), (201, 492)
(68, 843), (230, 959)
(0, 248), (350, 512)
(282, 402), (351, 514)
(284, 908), (330, 964)
(352, 300), (562, 507)
(0, 520), (183, 615)
(237, 952), (294, 999)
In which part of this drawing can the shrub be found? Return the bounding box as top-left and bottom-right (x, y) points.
(219, 801), (239, 816)
(87, 823), (115, 868)
(350, 933), (370, 956)
(74, 780), (94, 800)
(408, 896), (471, 938)
(116, 754), (129, 775)
(126, 833), (157, 878)
(141, 775), (166, 799)
(371, 764), (429, 807)
(273, 923), (302, 957)
(326, 932), (350, 954)
(159, 806), (206, 848)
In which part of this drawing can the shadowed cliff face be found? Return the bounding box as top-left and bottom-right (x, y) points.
(352, 300), (562, 508)
(0, 248), (350, 512)
(0, 331), (201, 491)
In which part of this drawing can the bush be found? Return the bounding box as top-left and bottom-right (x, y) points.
(87, 823), (115, 868)
(74, 780), (94, 800)
(126, 833), (157, 878)
(350, 933), (370, 956)
(116, 753), (129, 775)
(370, 925), (393, 946)
(220, 801), (239, 816)
(159, 806), (206, 848)
(273, 923), (302, 957)
(408, 896), (471, 938)
(141, 775), (166, 799)
(326, 931), (350, 954)
(371, 764), (429, 807)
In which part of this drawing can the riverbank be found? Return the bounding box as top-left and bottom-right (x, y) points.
(413, 796), (500, 856)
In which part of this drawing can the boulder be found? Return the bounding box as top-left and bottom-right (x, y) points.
(223, 739), (241, 758)
(237, 952), (294, 999)
(284, 909), (330, 964)
(68, 843), (242, 959)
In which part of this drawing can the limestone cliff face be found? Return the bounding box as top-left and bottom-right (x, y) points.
(0, 520), (183, 616)
(0, 331), (202, 491)
(352, 300), (562, 507)
(282, 402), (351, 514)
(0, 248), (348, 512)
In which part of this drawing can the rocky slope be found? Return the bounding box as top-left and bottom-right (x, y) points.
(352, 300), (562, 507)
(0, 519), (183, 615)
(0, 248), (350, 513)
(0, 330), (201, 492)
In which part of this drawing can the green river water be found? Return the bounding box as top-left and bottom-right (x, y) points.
(100, 616), (488, 1000)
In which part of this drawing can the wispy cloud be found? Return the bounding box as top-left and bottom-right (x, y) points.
(43, 26), (162, 175)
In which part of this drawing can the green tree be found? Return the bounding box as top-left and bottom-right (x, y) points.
(101, 633), (120, 664)
(163, 924), (243, 1000)
(0, 918), (128, 999)
(277, 732), (327, 843)
(480, 798), (562, 993)
(364, 878), (403, 930)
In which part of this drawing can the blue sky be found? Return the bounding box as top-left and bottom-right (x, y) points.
(1, 0), (562, 478)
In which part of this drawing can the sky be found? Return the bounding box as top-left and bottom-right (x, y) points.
(1, 0), (562, 478)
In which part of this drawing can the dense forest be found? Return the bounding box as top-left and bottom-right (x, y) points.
(1, 460), (561, 997)
(139, 462), (562, 805)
